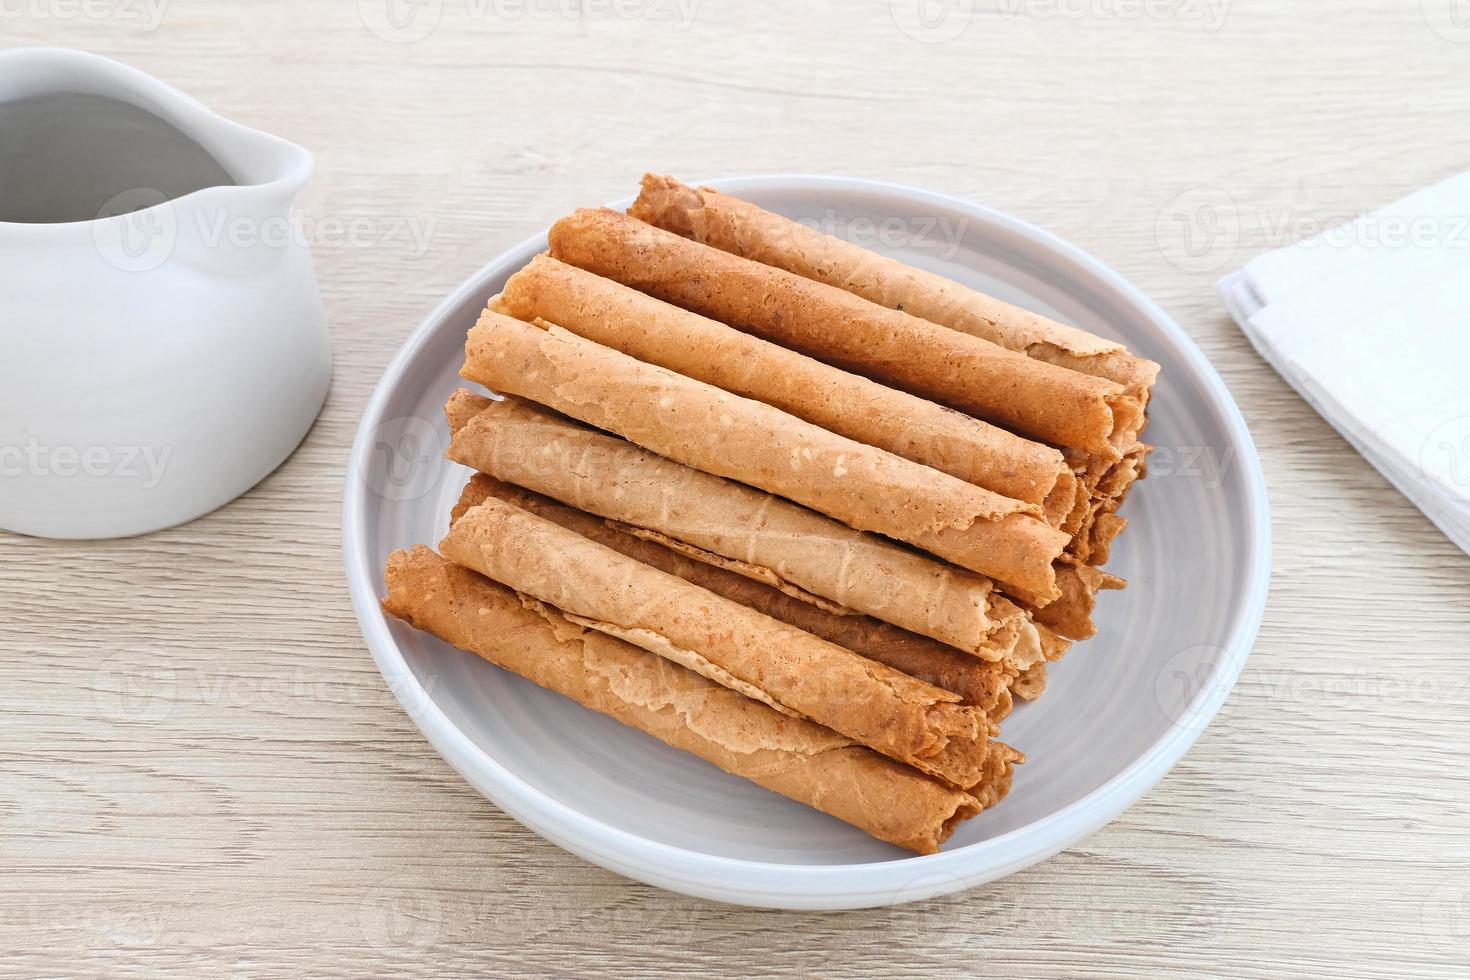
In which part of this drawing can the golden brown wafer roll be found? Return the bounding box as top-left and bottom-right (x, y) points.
(1065, 443), (1151, 565)
(1011, 663), (1048, 702)
(461, 311), (1069, 602)
(1036, 623), (1074, 663)
(1076, 443), (1152, 507)
(1028, 561), (1126, 642)
(632, 174), (1161, 409)
(453, 473), (1020, 719)
(970, 741), (1024, 810)
(382, 546), (994, 854)
(440, 494), (993, 788)
(444, 391), (1037, 661)
(493, 254), (1075, 518)
(1079, 508), (1127, 567)
(547, 207), (1133, 456)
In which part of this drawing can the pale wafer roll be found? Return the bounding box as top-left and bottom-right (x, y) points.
(632, 174), (1161, 412)
(493, 254), (1076, 520)
(440, 494), (993, 788)
(547, 207), (1134, 457)
(1009, 623), (1073, 702)
(381, 547), (994, 854)
(453, 473), (1021, 720)
(461, 311), (1069, 602)
(444, 391), (1037, 661)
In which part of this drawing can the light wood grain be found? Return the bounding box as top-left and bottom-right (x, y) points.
(4, 2), (1470, 976)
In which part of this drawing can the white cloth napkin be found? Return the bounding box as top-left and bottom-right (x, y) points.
(1218, 172), (1470, 555)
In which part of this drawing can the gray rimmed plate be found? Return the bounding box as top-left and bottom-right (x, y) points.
(342, 175), (1270, 910)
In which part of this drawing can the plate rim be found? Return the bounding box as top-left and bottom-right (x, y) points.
(342, 174), (1272, 910)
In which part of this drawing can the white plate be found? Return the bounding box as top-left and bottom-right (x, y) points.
(342, 175), (1270, 910)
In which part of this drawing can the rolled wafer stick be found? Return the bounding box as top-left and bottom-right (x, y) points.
(970, 741), (1024, 811)
(1036, 622), (1073, 664)
(453, 473), (1019, 719)
(1028, 560), (1126, 642)
(547, 207), (1134, 456)
(440, 494), (994, 788)
(493, 254), (1076, 519)
(631, 174), (1162, 411)
(444, 391), (1041, 662)
(381, 546), (995, 854)
(1007, 620), (1075, 702)
(1074, 443), (1152, 508)
(1008, 618), (1082, 701)
(1012, 663), (1048, 702)
(1065, 443), (1151, 565)
(1084, 510), (1127, 567)
(1070, 502), (1128, 568)
(461, 311), (1069, 602)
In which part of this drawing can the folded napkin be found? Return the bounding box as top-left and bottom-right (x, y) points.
(1218, 172), (1470, 555)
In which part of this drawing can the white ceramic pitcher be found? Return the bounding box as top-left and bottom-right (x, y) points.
(0, 48), (331, 539)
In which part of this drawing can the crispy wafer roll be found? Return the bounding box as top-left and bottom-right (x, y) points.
(970, 741), (1024, 810)
(632, 174), (1161, 408)
(1008, 624), (1073, 702)
(461, 311), (1069, 601)
(382, 547), (995, 854)
(441, 494), (993, 788)
(493, 254), (1075, 519)
(454, 474), (1020, 719)
(1036, 623), (1073, 663)
(1066, 443), (1151, 565)
(1076, 506), (1127, 567)
(547, 207), (1135, 456)
(1012, 663), (1048, 702)
(1029, 560), (1126, 641)
(444, 391), (1037, 660)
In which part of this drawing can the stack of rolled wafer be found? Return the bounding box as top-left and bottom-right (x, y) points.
(381, 174), (1159, 855)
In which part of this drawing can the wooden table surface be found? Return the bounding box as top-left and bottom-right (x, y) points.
(5, 2), (1470, 976)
